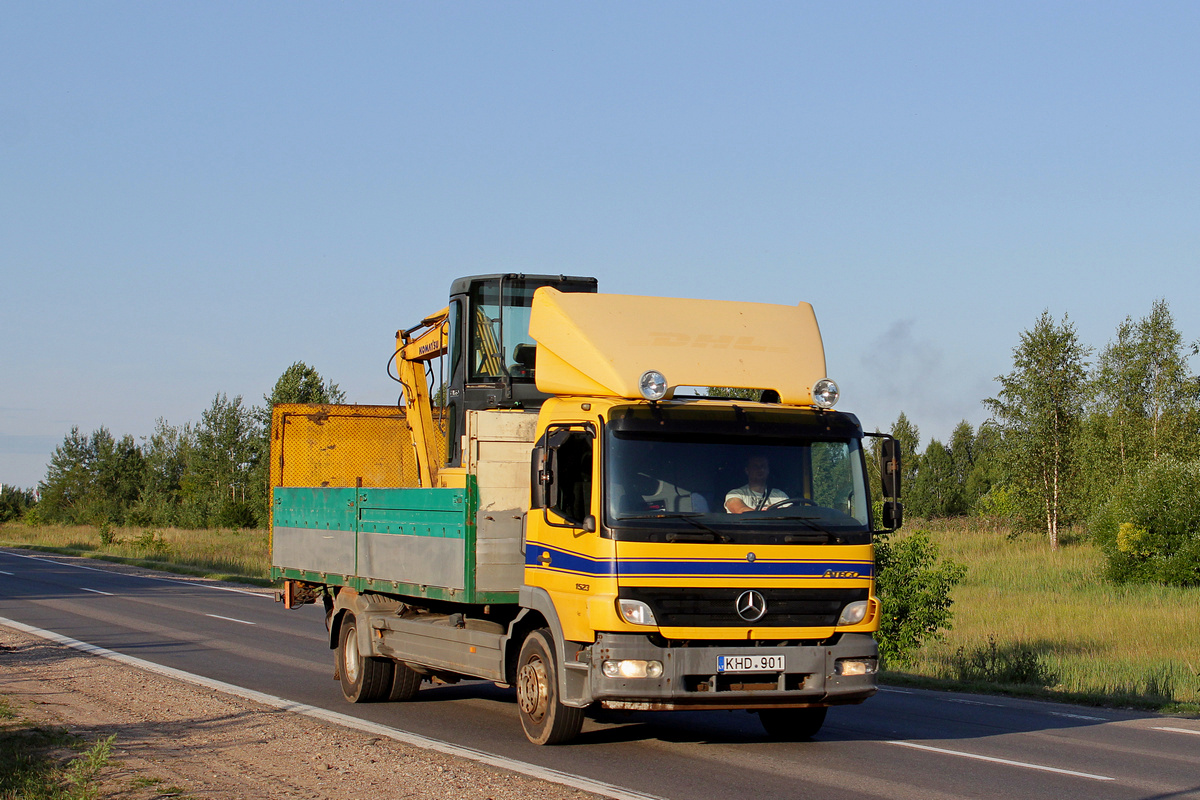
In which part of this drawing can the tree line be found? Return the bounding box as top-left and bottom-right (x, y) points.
(895, 299), (1200, 585)
(22, 363), (345, 530)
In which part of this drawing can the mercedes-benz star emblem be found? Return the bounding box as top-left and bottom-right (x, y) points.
(735, 590), (767, 622)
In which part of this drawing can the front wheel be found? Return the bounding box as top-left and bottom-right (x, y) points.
(337, 614), (393, 703)
(515, 629), (585, 745)
(759, 706), (827, 740)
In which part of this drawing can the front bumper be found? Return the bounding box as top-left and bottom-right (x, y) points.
(580, 632), (878, 710)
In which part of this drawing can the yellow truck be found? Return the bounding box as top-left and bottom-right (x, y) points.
(271, 274), (903, 745)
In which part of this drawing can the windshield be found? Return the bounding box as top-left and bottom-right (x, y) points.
(604, 412), (871, 540)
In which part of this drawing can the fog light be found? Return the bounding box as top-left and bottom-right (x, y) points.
(835, 658), (878, 676)
(602, 659), (664, 679)
(618, 598), (658, 626)
(837, 599), (869, 626)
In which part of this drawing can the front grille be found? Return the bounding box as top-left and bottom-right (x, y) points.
(621, 587), (867, 627)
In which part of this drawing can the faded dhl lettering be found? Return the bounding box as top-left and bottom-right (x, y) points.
(647, 333), (789, 353)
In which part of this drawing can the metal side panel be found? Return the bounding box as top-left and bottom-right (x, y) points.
(475, 509), (525, 592)
(272, 487), (358, 575)
(370, 615), (505, 682)
(355, 487), (469, 590)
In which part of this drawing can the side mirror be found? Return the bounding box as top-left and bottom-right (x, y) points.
(880, 438), (901, 500)
(530, 445), (553, 509)
(882, 500), (903, 530)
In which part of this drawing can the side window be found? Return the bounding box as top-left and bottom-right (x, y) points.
(551, 432), (593, 525)
(448, 299), (463, 379)
(812, 441), (853, 510)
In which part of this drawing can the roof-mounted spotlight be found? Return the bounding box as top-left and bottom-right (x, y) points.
(639, 370), (668, 401)
(812, 378), (840, 409)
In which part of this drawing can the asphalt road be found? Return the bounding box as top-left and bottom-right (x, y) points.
(2, 547), (1197, 800)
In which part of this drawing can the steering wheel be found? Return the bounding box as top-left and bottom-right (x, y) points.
(766, 497), (817, 510)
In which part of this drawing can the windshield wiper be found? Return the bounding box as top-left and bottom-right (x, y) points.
(619, 512), (731, 542)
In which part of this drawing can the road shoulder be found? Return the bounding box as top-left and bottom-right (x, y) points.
(0, 623), (598, 800)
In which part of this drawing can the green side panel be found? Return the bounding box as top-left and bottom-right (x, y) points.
(272, 483), (517, 605)
(273, 487), (358, 530)
(356, 487), (467, 535)
(354, 487), (468, 594)
(272, 487), (360, 579)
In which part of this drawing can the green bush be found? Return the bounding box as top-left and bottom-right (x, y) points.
(1089, 456), (1200, 586)
(972, 484), (1018, 520)
(875, 530), (967, 666)
(134, 530), (171, 557)
(949, 635), (1059, 687)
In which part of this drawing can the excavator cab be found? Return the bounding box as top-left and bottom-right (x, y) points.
(443, 274), (597, 466)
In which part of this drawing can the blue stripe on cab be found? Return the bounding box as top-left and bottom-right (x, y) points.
(524, 544), (872, 580)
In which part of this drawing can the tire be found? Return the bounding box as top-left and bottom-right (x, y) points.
(759, 706), (828, 740)
(337, 614), (393, 703)
(515, 629), (585, 745)
(388, 661), (423, 702)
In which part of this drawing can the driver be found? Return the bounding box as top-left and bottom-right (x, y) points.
(724, 455), (789, 513)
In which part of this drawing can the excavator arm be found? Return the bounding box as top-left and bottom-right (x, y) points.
(394, 307), (449, 487)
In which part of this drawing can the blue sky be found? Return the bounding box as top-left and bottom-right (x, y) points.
(3, 2), (1198, 489)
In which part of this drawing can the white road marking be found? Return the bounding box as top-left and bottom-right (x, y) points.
(80, 588), (114, 596)
(1, 550), (269, 598)
(887, 741), (1114, 781)
(0, 569), (13, 575)
(205, 613), (256, 625)
(1048, 711), (1106, 721)
(877, 687), (914, 695)
(947, 698), (1006, 708)
(1152, 726), (1200, 736)
(0, 616), (666, 800)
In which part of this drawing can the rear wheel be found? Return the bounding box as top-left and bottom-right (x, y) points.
(515, 629), (585, 745)
(388, 661), (423, 701)
(759, 706), (828, 740)
(337, 614), (393, 703)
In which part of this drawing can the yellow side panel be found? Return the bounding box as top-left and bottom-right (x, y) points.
(271, 403), (440, 489)
(530, 288), (827, 405)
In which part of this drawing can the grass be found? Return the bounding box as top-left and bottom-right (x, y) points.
(0, 695), (115, 800)
(0, 522), (274, 585)
(887, 518), (1200, 712)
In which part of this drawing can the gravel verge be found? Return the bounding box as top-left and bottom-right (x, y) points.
(0, 550), (604, 800)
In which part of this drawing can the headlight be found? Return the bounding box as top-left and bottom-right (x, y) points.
(812, 378), (839, 408)
(602, 660), (664, 679)
(617, 598), (658, 626)
(639, 370), (668, 401)
(835, 658), (878, 676)
(837, 599), (868, 626)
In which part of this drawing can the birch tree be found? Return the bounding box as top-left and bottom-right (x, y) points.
(985, 311), (1091, 548)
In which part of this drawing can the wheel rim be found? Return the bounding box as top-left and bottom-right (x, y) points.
(517, 654), (549, 724)
(343, 626), (360, 684)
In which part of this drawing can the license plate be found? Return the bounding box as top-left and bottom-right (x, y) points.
(717, 654), (785, 673)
